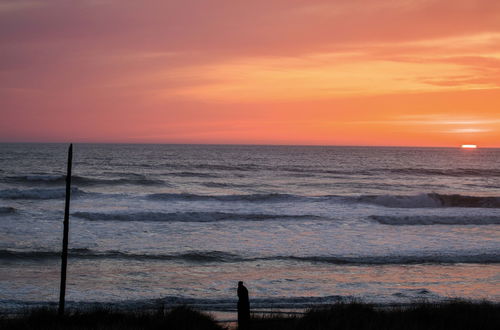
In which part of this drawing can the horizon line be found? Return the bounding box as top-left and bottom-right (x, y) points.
(0, 141), (498, 149)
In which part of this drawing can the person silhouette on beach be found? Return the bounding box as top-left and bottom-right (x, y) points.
(237, 281), (250, 328)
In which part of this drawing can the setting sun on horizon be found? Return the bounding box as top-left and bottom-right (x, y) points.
(1, 0), (499, 147)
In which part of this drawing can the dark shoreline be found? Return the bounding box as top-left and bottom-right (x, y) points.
(2, 301), (499, 330)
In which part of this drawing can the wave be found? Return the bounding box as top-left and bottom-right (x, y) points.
(271, 166), (500, 178)
(17, 175), (65, 182)
(147, 192), (301, 202)
(147, 192), (500, 208)
(199, 182), (252, 188)
(280, 254), (500, 264)
(278, 167), (499, 177)
(189, 164), (261, 172)
(1, 249), (498, 264)
(0, 187), (84, 200)
(356, 193), (500, 208)
(0, 249), (240, 262)
(3, 186), (496, 210)
(73, 211), (320, 222)
(166, 172), (219, 178)
(154, 163), (262, 172)
(370, 215), (500, 225)
(0, 206), (16, 214)
(4, 174), (164, 186)
(387, 168), (500, 177)
(73, 176), (164, 186)
(177, 166), (499, 177)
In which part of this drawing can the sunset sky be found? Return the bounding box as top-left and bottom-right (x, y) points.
(1, 0), (499, 146)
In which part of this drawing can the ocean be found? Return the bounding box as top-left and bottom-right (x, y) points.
(0, 143), (499, 313)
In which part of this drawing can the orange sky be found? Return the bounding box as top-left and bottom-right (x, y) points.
(1, 0), (499, 146)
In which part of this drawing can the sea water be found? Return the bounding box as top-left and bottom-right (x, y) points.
(0, 144), (499, 312)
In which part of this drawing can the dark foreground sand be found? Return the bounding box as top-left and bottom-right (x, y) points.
(1, 301), (499, 330)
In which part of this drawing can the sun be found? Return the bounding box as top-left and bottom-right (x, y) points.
(461, 144), (477, 149)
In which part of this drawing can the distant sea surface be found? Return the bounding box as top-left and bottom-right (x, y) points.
(1, 144), (499, 312)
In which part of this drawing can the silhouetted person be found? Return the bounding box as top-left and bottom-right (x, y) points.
(237, 281), (250, 328)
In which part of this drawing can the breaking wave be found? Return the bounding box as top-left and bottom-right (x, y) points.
(147, 192), (301, 203)
(166, 172), (219, 178)
(199, 182), (252, 188)
(386, 168), (500, 177)
(4, 174), (164, 186)
(356, 193), (500, 208)
(0, 249), (240, 262)
(370, 215), (500, 225)
(189, 164), (261, 172)
(0, 187), (84, 199)
(146, 192), (500, 208)
(281, 254), (500, 264)
(277, 167), (500, 178)
(14, 175), (64, 182)
(1, 249), (498, 264)
(0, 207), (16, 214)
(73, 211), (320, 222)
(72, 176), (165, 186)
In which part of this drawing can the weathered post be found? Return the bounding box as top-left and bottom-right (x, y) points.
(58, 144), (73, 316)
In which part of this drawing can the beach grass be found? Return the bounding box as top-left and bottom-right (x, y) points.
(0, 305), (225, 330)
(1, 301), (499, 330)
(247, 301), (500, 330)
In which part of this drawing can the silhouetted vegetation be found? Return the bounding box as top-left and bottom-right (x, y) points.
(0, 306), (225, 330)
(247, 301), (500, 330)
(2, 301), (499, 330)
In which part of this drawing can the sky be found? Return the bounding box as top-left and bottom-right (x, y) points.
(1, 0), (499, 147)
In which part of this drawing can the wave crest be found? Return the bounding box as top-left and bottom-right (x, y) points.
(357, 193), (500, 208)
(0, 187), (83, 200)
(73, 211), (319, 222)
(1, 249), (497, 264)
(284, 254), (500, 264)
(388, 168), (500, 177)
(166, 172), (219, 178)
(370, 215), (500, 225)
(4, 174), (164, 186)
(0, 249), (239, 262)
(147, 192), (299, 202)
(0, 206), (16, 214)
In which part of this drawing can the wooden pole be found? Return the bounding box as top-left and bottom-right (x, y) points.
(59, 144), (73, 316)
